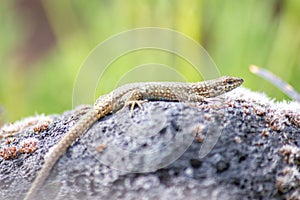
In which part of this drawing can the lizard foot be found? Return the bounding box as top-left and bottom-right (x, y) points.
(125, 100), (148, 117)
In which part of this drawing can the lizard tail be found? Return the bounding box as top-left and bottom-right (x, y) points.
(24, 109), (99, 200)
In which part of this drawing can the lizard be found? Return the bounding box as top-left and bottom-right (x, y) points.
(24, 76), (243, 200)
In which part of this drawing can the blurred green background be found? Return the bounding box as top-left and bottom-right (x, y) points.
(0, 0), (300, 122)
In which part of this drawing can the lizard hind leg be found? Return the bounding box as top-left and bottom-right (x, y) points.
(118, 89), (148, 117)
(125, 99), (148, 117)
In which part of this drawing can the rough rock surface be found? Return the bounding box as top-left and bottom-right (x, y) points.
(1, 87), (300, 200)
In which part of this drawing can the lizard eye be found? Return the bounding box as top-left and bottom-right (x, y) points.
(226, 80), (233, 84)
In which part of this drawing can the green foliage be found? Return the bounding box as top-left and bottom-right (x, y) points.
(0, 0), (299, 121)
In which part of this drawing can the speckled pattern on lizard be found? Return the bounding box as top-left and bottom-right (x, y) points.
(24, 76), (243, 200)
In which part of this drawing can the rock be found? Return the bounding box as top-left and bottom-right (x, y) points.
(1, 87), (300, 200)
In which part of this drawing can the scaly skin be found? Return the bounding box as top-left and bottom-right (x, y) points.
(24, 76), (243, 200)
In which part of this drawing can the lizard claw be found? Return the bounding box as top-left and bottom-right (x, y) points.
(126, 100), (147, 117)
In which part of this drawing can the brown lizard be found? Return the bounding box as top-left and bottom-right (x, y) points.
(24, 76), (243, 200)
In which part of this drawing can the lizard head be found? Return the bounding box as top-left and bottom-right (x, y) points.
(193, 76), (244, 97)
(217, 76), (244, 93)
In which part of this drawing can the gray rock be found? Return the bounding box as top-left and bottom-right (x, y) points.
(1, 87), (300, 200)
